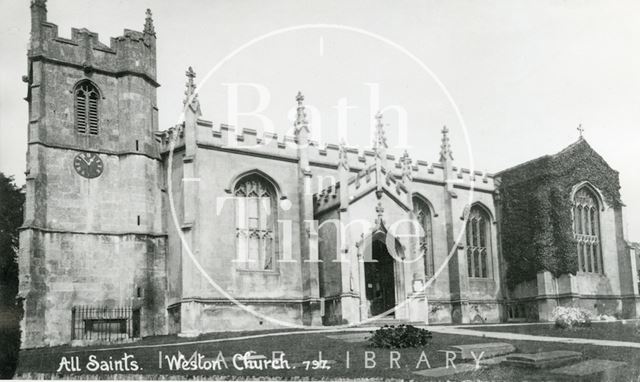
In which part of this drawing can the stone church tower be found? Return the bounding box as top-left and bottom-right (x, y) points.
(18, 0), (166, 347)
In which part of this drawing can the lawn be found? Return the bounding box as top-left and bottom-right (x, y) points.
(16, 326), (640, 381)
(462, 320), (640, 342)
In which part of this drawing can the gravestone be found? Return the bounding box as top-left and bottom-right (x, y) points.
(505, 351), (582, 368)
(447, 342), (516, 360)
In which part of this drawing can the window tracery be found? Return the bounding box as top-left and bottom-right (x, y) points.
(234, 175), (277, 270)
(466, 206), (491, 278)
(573, 187), (603, 273)
(413, 196), (434, 277)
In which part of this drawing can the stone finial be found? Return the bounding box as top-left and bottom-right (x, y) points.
(294, 91), (309, 134)
(375, 201), (385, 226)
(144, 9), (156, 36)
(439, 125), (454, 162)
(31, 0), (46, 9)
(373, 111), (388, 152)
(338, 140), (349, 170)
(577, 123), (584, 139)
(400, 150), (413, 181)
(183, 66), (201, 114)
(30, 0), (47, 29)
(184, 66), (196, 99)
(372, 111), (388, 170)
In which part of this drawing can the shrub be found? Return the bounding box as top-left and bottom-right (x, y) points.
(552, 306), (591, 329)
(368, 324), (432, 348)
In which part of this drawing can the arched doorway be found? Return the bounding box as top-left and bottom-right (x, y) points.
(364, 239), (396, 317)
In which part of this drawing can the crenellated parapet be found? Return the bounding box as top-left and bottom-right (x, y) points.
(29, 2), (157, 86)
(159, 114), (496, 193)
(158, 83), (496, 196)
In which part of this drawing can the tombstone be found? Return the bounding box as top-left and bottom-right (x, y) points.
(447, 343), (516, 360)
(505, 351), (582, 368)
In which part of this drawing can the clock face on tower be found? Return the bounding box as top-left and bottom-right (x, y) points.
(73, 152), (104, 179)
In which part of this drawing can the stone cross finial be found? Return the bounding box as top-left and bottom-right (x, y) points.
(184, 66), (196, 102)
(577, 123), (584, 139)
(144, 9), (155, 36)
(294, 91), (309, 134)
(439, 125), (454, 162)
(183, 67), (201, 115)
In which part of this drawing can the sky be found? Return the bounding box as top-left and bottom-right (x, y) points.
(0, 0), (639, 240)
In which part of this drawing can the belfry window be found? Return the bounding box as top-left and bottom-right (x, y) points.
(413, 196), (434, 277)
(234, 175), (277, 270)
(466, 206), (491, 278)
(74, 81), (99, 135)
(572, 187), (603, 273)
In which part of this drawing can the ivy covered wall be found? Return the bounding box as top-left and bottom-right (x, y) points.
(497, 139), (622, 289)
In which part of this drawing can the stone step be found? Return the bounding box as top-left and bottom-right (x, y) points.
(447, 342), (516, 361)
(505, 350), (582, 369)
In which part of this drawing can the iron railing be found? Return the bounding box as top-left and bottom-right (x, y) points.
(71, 306), (140, 341)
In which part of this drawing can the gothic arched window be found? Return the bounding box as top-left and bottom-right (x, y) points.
(466, 205), (491, 278)
(74, 81), (99, 135)
(573, 186), (603, 273)
(234, 174), (277, 270)
(413, 196), (434, 277)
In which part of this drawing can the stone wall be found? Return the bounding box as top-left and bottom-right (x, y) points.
(30, 63), (158, 159)
(19, 230), (165, 348)
(20, 145), (167, 348)
(163, 141), (316, 334)
(179, 300), (303, 333)
(187, 147), (305, 299)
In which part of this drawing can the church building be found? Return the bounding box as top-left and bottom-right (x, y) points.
(18, 0), (640, 348)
